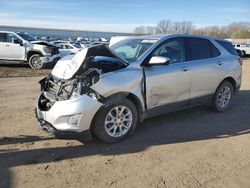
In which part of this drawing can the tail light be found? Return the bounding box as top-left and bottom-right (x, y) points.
(238, 58), (243, 66)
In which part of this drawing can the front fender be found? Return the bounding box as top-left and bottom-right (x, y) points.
(91, 67), (145, 110)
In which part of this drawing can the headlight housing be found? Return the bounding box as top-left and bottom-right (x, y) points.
(43, 47), (52, 53)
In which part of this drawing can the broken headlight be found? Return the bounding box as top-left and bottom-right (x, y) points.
(43, 47), (52, 54)
(70, 82), (82, 99)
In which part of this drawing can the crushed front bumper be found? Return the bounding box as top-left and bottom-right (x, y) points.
(35, 94), (103, 135)
(40, 54), (61, 66)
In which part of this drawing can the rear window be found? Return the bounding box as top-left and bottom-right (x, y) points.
(186, 38), (221, 61)
(215, 40), (238, 56)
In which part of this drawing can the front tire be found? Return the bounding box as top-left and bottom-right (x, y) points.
(212, 81), (233, 112)
(28, 54), (43, 69)
(93, 99), (138, 143)
(242, 51), (246, 57)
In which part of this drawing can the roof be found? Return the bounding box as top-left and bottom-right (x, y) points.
(133, 34), (228, 42)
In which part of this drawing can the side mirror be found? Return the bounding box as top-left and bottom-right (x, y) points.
(149, 56), (170, 65)
(13, 39), (23, 46)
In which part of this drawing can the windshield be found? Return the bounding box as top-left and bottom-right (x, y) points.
(110, 38), (158, 62)
(17, 33), (35, 41)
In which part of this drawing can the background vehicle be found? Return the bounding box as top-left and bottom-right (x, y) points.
(0, 31), (60, 69)
(234, 43), (250, 56)
(58, 43), (82, 57)
(36, 34), (242, 143)
(109, 36), (132, 47)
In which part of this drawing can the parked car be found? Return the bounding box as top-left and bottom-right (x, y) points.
(233, 43), (250, 56)
(0, 31), (60, 69)
(58, 43), (82, 57)
(36, 34), (242, 143)
(109, 36), (132, 47)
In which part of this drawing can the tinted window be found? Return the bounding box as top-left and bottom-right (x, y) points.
(186, 38), (213, 60)
(210, 43), (221, 57)
(0, 33), (6, 42)
(215, 40), (238, 56)
(152, 38), (185, 64)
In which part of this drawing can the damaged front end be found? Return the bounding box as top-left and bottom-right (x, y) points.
(36, 45), (128, 135)
(38, 68), (103, 111)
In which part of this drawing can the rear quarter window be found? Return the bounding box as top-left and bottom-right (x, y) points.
(215, 40), (238, 56)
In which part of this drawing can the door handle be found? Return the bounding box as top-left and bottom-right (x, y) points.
(217, 61), (223, 65)
(5, 44), (10, 47)
(181, 67), (190, 72)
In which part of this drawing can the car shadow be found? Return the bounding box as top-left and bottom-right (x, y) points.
(0, 135), (54, 146)
(0, 90), (250, 187)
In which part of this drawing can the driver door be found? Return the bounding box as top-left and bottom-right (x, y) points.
(144, 37), (192, 110)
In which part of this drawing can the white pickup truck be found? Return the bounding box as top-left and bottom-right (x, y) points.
(0, 31), (61, 69)
(233, 43), (250, 57)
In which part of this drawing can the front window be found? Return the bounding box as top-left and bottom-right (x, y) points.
(151, 38), (185, 64)
(17, 32), (35, 41)
(6, 33), (19, 43)
(111, 38), (158, 62)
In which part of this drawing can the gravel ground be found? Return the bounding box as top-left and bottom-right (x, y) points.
(0, 61), (51, 78)
(0, 59), (249, 188)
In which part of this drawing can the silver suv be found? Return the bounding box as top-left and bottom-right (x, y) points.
(35, 34), (242, 143)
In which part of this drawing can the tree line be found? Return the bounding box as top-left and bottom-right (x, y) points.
(133, 20), (250, 39)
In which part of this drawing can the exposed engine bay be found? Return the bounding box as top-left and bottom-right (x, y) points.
(38, 45), (128, 111)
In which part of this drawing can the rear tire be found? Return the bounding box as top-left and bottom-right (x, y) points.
(211, 81), (233, 112)
(93, 99), (138, 143)
(28, 54), (43, 69)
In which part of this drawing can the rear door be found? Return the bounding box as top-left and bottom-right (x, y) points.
(184, 37), (223, 102)
(144, 37), (192, 110)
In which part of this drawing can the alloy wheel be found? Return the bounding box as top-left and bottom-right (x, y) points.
(104, 106), (133, 138)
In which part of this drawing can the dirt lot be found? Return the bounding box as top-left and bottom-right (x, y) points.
(0, 60), (250, 188)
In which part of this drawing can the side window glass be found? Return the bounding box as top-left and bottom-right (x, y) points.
(6, 33), (19, 43)
(0, 33), (7, 42)
(187, 38), (212, 60)
(210, 43), (221, 57)
(65, 45), (73, 49)
(152, 38), (185, 64)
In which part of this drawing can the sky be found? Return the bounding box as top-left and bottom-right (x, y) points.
(0, 0), (249, 33)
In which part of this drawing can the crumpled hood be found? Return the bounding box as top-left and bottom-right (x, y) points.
(30, 40), (57, 47)
(51, 45), (128, 80)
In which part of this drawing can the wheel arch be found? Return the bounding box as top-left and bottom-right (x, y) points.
(27, 50), (43, 61)
(89, 92), (144, 135)
(219, 77), (237, 93)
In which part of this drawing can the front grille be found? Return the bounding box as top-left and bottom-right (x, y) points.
(51, 47), (59, 55)
(38, 93), (54, 111)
